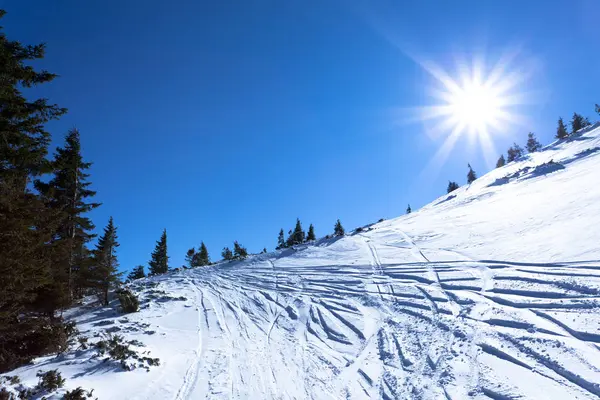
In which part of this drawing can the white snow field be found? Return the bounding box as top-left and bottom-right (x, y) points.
(4, 123), (600, 399)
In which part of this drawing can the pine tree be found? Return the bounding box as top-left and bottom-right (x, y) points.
(526, 132), (542, 153)
(556, 117), (568, 139)
(262, 248), (267, 254)
(286, 229), (294, 247)
(447, 181), (459, 193)
(595, 104), (600, 116)
(91, 217), (121, 306)
(467, 164), (477, 184)
(289, 218), (305, 245)
(334, 219), (345, 236)
(196, 242), (210, 266)
(306, 224), (316, 241)
(571, 112), (588, 134)
(276, 229), (285, 249)
(36, 128), (100, 302)
(185, 248), (196, 268)
(233, 241), (248, 260)
(496, 155), (506, 168)
(406, 204), (412, 214)
(0, 10), (70, 372)
(127, 265), (146, 281)
(222, 246), (233, 261)
(149, 229), (169, 275)
(507, 143), (524, 162)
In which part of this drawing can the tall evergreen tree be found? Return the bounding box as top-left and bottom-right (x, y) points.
(91, 217), (121, 306)
(507, 143), (524, 162)
(262, 247), (267, 254)
(149, 229), (169, 275)
(185, 248), (196, 268)
(196, 242), (210, 266)
(555, 117), (568, 139)
(334, 219), (345, 236)
(496, 155), (506, 168)
(306, 224), (316, 241)
(595, 104), (599, 116)
(467, 164), (477, 184)
(0, 9), (70, 372)
(406, 204), (412, 214)
(127, 265), (145, 281)
(35, 128), (100, 302)
(570, 112), (588, 134)
(233, 241), (248, 260)
(221, 247), (233, 261)
(277, 229), (285, 249)
(447, 181), (459, 193)
(526, 132), (542, 153)
(288, 218), (305, 245)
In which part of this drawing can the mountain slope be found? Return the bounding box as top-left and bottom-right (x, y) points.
(4, 123), (600, 399)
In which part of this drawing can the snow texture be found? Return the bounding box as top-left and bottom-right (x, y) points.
(3, 123), (600, 399)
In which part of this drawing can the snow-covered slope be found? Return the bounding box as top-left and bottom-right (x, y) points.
(4, 124), (600, 399)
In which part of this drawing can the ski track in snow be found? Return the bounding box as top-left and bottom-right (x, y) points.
(157, 231), (600, 400)
(6, 124), (600, 399)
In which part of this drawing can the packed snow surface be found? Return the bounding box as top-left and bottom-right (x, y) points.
(5, 124), (600, 399)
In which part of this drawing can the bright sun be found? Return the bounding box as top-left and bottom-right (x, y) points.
(413, 54), (530, 168)
(448, 80), (503, 134)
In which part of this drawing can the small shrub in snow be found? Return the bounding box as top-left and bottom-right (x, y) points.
(64, 387), (97, 400)
(36, 369), (65, 392)
(117, 289), (139, 313)
(94, 334), (159, 371)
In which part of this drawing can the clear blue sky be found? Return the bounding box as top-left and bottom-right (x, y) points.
(3, 0), (598, 272)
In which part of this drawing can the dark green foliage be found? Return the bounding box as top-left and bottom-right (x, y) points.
(467, 164), (477, 184)
(0, 9), (73, 373)
(195, 242), (210, 266)
(185, 248), (196, 268)
(306, 224), (316, 241)
(406, 204), (411, 214)
(334, 219), (345, 236)
(95, 333), (159, 371)
(0, 10), (67, 187)
(117, 289), (139, 313)
(63, 387), (96, 400)
(276, 229), (285, 249)
(233, 241), (248, 260)
(555, 117), (568, 139)
(496, 155), (506, 168)
(35, 128), (100, 303)
(570, 112), (589, 134)
(595, 104), (599, 115)
(506, 143), (524, 162)
(149, 229), (169, 275)
(222, 247), (233, 261)
(262, 248), (267, 254)
(89, 217), (121, 306)
(526, 132), (542, 153)
(287, 218), (305, 246)
(127, 265), (145, 281)
(447, 181), (459, 193)
(36, 369), (65, 392)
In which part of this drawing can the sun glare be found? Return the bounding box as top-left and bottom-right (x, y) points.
(449, 79), (502, 134)
(411, 53), (532, 169)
